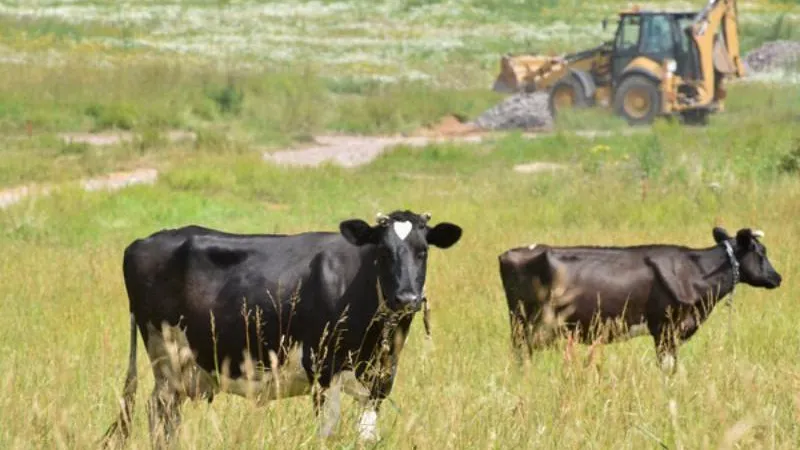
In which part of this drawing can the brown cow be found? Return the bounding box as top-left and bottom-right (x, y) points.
(498, 227), (782, 372)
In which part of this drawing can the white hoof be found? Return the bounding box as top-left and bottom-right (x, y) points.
(660, 354), (676, 374)
(358, 410), (379, 441)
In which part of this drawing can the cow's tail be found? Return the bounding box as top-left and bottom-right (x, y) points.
(99, 313), (139, 448)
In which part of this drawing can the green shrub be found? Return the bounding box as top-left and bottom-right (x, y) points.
(778, 138), (800, 175)
(85, 103), (138, 131)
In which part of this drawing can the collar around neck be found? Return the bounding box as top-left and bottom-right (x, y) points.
(723, 240), (740, 286)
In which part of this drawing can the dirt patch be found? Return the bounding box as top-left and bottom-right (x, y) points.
(81, 168), (158, 192)
(58, 130), (196, 146)
(262, 120), (642, 169)
(263, 134), (485, 168)
(264, 135), (429, 168)
(419, 115), (481, 137)
(513, 162), (568, 174)
(0, 184), (52, 209)
(0, 168), (159, 209)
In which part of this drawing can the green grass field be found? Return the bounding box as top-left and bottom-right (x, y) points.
(1, 0), (800, 449)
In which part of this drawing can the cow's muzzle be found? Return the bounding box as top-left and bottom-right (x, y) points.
(395, 292), (423, 312)
(767, 272), (782, 289)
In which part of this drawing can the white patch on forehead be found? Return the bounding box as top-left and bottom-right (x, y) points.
(393, 221), (413, 240)
(528, 243), (537, 250)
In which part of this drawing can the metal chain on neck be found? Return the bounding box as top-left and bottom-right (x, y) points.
(722, 240), (740, 334)
(723, 240), (739, 308)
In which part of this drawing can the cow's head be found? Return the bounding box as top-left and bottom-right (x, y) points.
(340, 210), (462, 312)
(713, 227), (782, 289)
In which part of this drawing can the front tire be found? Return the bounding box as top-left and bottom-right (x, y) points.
(547, 76), (588, 118)
(613, 75), (661, 126)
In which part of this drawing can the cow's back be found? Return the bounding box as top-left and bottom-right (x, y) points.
(123, 226), (220, 337)
(122, 226), (304, 337)
(500, 244), (692, 337)
(124, 225), (369, 378)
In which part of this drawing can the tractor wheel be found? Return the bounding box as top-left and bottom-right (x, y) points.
(613, 75), (661, 126)
(547, 76), (588, 118)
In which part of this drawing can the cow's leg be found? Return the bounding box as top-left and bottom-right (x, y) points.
(509, 307), (533, 363)
(649, 321), (678, 375)
(143, 322), (191, 449)
(314, 381), (342, 439)
(339, 369), (382, 441)
(147, 383), (182, 449)
(356, 399), (381, 441)
(313, 385), (380, 441)
(529, 320), (561, 352)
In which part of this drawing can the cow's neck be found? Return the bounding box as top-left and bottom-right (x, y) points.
(373, 273), (414, 357)
(695, 243), (739, 303)
(349, 248), (415, 362)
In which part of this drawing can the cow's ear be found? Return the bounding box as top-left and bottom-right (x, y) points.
(427, 222), (462, 249)
(340, 219), (378, 246)
(735, 228), (756, 250)
(712, 227), (731, 244)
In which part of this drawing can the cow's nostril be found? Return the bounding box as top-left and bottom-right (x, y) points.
(396, 293), (419, 305)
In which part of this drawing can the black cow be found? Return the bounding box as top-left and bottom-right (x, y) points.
(498, 227), (782, 372)
(101, 210), (462, 448)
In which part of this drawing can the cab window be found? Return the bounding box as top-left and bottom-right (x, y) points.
(616, 15), (641, 52)
(640, 15), (675, 54)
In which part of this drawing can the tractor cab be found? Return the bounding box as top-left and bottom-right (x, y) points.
(611, 11), (699, 83)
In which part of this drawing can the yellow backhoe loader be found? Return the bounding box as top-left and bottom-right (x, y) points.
(492, 0), (746, 125)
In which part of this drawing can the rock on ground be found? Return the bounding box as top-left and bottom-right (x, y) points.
(469, 92), (552, 131)
(744, 40), (800, 73)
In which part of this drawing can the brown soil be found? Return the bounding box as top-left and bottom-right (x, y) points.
(417, 115), (482, 137)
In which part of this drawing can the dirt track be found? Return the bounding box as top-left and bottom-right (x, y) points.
(1, 120), (643, 210)
(264, 134), (483, 168)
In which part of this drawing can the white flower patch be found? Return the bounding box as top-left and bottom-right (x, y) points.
(1, 0), (787, 83)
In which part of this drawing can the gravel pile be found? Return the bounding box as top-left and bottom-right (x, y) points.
(744, 40), (800, 73)
(470, 92), (553, 130)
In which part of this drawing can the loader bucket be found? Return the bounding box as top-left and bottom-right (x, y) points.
(492, 54), (553, 93)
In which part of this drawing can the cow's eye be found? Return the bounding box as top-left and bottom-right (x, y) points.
(416, 251), (427, 260)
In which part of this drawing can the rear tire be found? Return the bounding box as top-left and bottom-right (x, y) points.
(547, 76), (588, 118)
(613, 75), (661, 126)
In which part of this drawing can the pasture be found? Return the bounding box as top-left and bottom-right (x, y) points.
(1, 1), (800, 449)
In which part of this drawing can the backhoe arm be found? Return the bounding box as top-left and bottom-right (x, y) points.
(689, 0), (745, 104)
